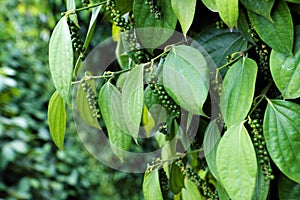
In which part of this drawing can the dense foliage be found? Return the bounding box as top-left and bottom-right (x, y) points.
(48, 0), (300, 199)
(0, 0), (143, 199)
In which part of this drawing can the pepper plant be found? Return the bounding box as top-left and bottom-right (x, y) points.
(48, 0), (300, 199)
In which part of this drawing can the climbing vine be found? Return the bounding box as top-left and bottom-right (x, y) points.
(48, 0), (300, 199)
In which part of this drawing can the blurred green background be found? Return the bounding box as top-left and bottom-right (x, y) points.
(0, 0), (143, 199)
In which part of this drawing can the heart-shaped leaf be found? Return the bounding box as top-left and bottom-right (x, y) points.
(248, 0), (294, 55)
(263, 99), (300, 183)
(269, 25), (300, 99)
(163, 45), (210, 116)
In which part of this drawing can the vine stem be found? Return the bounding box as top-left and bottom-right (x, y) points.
(248, 82), (272, 117)
(63, 1), (106, 16)
(216, 45), (254, 72)
(214, 45), (254, 86)
(71, 68), (132, 85)
(146, 148), (203, 171)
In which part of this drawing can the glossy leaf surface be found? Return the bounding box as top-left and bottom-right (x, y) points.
(263, 99), (300, 183)
(270, 26), (300, 99)
(220, 58), (257, 128)
(248, 0), (293, 55)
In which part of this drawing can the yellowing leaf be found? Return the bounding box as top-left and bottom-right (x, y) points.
(112, 22), (120, 42)
(216, 0), (239, 28)
(142, 106), (155, 138)
(171, 0), (196, 35)
(48, 91), (66, 150)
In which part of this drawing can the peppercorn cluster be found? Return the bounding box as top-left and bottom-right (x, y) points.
(248, 109), (274, 181)
(81, 0), (90, 6)
(255, 43), (272, 82)
(145, 0), (162, 19)
(106, 0), (148, 64)
(175, 159), (219, 199)
(81, 80), (100, 119)
(158, 168), (169, 199)
(106, 0), (132, 31)
(215, 20), (225, 29)
(158, 122), (168, 135)
(148, 76), (181, 118)
(67, 18), (86, 60)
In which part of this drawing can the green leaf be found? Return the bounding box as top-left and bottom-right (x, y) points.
(285, 0), (300, 3)
(48, 91), (66, 150)
(75, 6), (102, 75)
(252, 161), (270, 200)
(75, 77), (100, 129)
(116, 38), (130, 70)
(202, 0), (217, 12)
(195, 27), (248, 67)
(170, 162), (185, 194)
(171, 0), (196, 35)
(66, 0), (79, 27)
(66, 0), (75, 10)
(83, 6), (102, 50)
(248, 0), (294, 55)
(278, 173), (300, 199)
(269, 26), (300, 99)
(220, 58), (258, 127)
(263, 99), (300, 183)
(121, 65), (144, 142)
(204, 119), (221, 180)
(240, 0), (275, 21)
(115, 0), (134, 13)
(216, 182), (230, 200)
(143, 170), (163, 200)
(98, 82), (132, 161)
(216, 0), (239, 28)
(163, 45), (210, 116)
(133, 0), (177, 48)
(182, 178), (203, 200)
(216, 123), (257, 200)
(49, 16), (74, 104)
